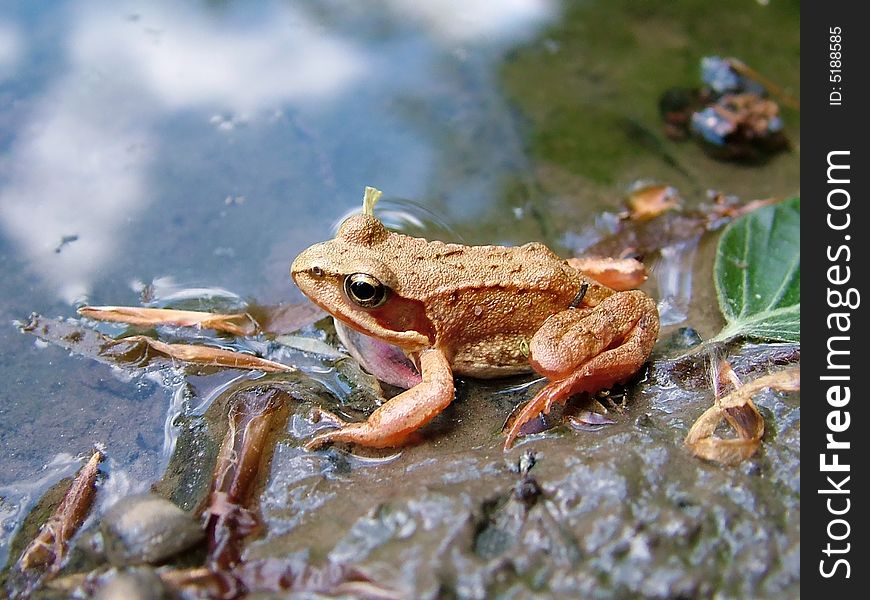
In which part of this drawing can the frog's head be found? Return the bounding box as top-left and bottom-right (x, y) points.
(291, 213), (435, 351)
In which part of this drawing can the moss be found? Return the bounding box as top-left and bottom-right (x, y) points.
(500, 0), (800, 188)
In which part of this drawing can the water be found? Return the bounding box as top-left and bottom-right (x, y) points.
(0, 0), (799, 585)
(1, 0), (554, 307)
(0, 0), (558, 563)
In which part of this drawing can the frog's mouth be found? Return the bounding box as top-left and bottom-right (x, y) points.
(291, 252), (433, 352)
(313, 288), (433, 352)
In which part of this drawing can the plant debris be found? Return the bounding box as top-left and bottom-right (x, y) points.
(18, 450), (103, 573)
(362, 186), (383, 216)
(659, 56), (792, 161)
(79, 303), (324, 337)
(622, 183), (682, 221)
(567, 257), (648, 291)
(685, 366), (799, 465)
(246, 302), (325, 335)
(204, 386), (289, 571)
(78, 306), (259, 336)
(582, 190), (783, 260)
(104, 336), (294, 372)
(19, 314), (293, 373)
(568, 410), (616, 432)
(10, 449), (104, 600)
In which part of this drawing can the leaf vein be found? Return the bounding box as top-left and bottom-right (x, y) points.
(763, 255), (800, 311)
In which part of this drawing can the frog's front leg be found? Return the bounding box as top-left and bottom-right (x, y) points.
(305, 348), (454, 450)
(503, 290), (659, 449)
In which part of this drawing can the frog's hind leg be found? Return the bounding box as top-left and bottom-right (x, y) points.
(503, 290), (658, 449)
(305, 349), (454, 450)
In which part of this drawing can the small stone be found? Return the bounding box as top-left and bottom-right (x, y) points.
(96, 567), (168, 600)
(100, 493), (204, 567)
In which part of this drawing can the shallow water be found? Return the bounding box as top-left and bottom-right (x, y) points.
(0, 0), (553, 542)
(0, 0), (798, 594)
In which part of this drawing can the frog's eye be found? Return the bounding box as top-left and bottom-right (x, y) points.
(343, 273), (389, 308)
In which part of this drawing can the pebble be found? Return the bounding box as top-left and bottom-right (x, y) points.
(100, 493), (204, 567)
(95, 567), (168, 600)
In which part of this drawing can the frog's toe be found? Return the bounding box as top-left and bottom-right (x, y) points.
(304, 423), (369, 449)
(503, 378), (574, 449)
(302, 408), (349, 450)
(310, 407), (348, 427)
(303, 421), (413, 450)
(303, 430), (339, 450)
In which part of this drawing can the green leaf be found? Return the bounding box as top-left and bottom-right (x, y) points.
(712, 197), (800, 343)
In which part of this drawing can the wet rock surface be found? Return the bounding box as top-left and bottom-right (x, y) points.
(227, 342), (799, 599)
(2, 337), (799, 598)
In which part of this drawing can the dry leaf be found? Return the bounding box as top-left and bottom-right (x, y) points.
(567, 257), (648, 291)
(19, 450), (103, 573)
(103, 336), (294, 373)
(79, 306), (258, 336)
(582, 194), (786, 260)
(205, 387), (288, 569)
(21, 314), (293, 374)
(568, 410), (616, 432)
(79, 303), (325, 337)
(685, 367), (799, 465)
(625, 184), (681, 221)
(715, 357), (742, 395)
(247, 303), (325, 335)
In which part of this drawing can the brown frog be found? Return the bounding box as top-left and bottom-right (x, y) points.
(291, 212), (659, 450)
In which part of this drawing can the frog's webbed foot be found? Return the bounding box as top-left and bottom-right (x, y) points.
(503, 378), (577, 449)
(304, 407), (420, 450)
(304, 421), (387, 451)
(503, 290), (658, 449)
(303, 408), (351, 450)
(304, 349), (454, 450)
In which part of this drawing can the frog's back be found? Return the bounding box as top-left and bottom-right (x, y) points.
(388, 237), (578, 297)
(380, 235), (584, 374)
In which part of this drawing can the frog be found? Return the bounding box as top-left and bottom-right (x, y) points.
(291, 212), (659, 450)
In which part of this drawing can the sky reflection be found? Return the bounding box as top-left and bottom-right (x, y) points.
(0, 0), (552, 305)
(0, 20), (22, 79)
(0, 0), (555, 511)
(70, 6), (366, 111)
(385, 0), (553, 41)
(0, 2), (370, 304)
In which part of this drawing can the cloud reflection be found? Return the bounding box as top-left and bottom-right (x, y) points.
(385, 0), (554, 42)
(0, 3), (366, 304)
(0, 20), (22, 79)
(71, 7), (366, 111)
(1, 0), (554, 304)
(1, 95), (153, 303)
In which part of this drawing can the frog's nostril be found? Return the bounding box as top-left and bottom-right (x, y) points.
(311, 266), (324, 277)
